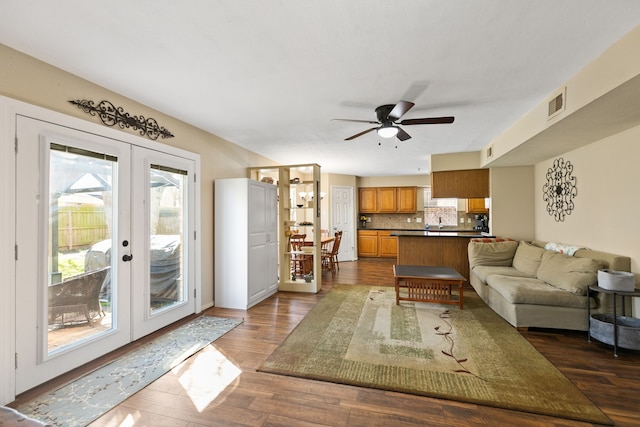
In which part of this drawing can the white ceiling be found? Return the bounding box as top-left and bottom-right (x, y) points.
(2, 1), (640, 176)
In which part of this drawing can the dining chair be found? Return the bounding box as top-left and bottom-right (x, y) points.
(322, 231), (342, 275)
(288, 233), (309, 278)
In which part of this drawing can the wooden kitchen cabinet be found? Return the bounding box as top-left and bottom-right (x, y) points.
(431, 169), (489, 199)
(378, 231), (398, 258)
(358, 230), (398, 258)
(358, 186), (417, 213)
(357, 230), (378, 257)
(378, 187), (397, 212)
(397, 187), (417, 212)
(359, 187), (377, 213)
(466, 198), (488, 213)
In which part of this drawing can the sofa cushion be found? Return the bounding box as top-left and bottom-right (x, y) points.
(486, 274), (589, 308)
(512, 241), (546, 276)
(468, 240), (519, 269)
(537, 251), (604, 295)
(574, 248), (631, 272)
(472, 265), (533, 283)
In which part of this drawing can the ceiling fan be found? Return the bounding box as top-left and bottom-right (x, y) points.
(333, 100), (454, 141)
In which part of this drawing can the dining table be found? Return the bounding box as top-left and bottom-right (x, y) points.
(295, 235), (335, 275)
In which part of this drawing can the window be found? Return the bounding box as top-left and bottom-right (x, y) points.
(423, 187), (457, 226)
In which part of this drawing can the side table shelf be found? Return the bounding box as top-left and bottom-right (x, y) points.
(587, 285), (640, 356)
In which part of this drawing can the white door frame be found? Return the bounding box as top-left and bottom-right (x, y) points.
(15, 117), (134, 393)
(0, 96), (201, 403)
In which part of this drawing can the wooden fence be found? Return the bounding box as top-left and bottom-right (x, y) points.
(57, 206), (180, 251)
(58, 206), (108, 251)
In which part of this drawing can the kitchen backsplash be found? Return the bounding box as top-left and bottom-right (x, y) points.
(361, 212), (479, 230)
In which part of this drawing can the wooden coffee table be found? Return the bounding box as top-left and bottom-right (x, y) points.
(393, 265), (466, 309)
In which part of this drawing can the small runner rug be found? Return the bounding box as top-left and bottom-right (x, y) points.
(18, 315), (242, 427)
(259, 284), (611, 425)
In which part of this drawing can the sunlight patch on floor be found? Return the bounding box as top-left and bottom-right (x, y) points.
(119, 413), (136, 427)
(173, 344), (241, 412)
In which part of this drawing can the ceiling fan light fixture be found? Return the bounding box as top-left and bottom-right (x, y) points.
(377, 124), (398, 138)
(336, 100), (453, 141)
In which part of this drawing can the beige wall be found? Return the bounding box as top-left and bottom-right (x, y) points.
(327, 173), (358, 188)
(431, 151), (481, 172)
(0, 43), (276, 308)
(534, 125), (640, 274)
(490, 166), (535, 240)
(357, 174), (429, 187)
(534, 125), (640, 316)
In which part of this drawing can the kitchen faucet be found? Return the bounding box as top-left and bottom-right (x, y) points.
(438, 217), (442, 229)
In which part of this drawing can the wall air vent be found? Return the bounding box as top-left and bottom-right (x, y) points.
(547, 87), (566, 120)
(486, 145), (493, 159)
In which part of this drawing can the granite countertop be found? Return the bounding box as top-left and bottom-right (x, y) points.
(358, 227), (428, 232)
(389, 230), (494, 238)
(358, 228), (479, 232)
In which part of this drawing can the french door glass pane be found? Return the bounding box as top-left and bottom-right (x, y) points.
(149, 165), (186, 313)
(47, 146), (116, 354)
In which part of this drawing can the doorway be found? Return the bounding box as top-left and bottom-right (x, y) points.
(330, 186), (355, 262)
(14, 113), (198, 393)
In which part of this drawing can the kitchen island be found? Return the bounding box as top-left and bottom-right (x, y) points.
(356, 228), (480, 259)
(390, 230), (493, 283)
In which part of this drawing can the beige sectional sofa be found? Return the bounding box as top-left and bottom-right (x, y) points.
(468, 239), (632, 331)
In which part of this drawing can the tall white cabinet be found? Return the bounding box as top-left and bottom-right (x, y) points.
(214, 178), (278, 309)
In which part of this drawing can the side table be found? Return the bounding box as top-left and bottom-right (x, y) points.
(587, 285), (640, 357)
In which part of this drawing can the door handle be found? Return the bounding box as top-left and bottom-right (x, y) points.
(122, 254), (133, 262)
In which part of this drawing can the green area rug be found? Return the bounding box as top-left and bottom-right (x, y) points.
(259, 284), (611, 425)
(18, 315), (242, 427)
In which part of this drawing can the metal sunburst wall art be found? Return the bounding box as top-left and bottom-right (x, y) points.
(69, 99), (174, 140)
(542, 157), (577, 222)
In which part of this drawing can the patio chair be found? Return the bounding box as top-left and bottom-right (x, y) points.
(48, 266), (110, 327)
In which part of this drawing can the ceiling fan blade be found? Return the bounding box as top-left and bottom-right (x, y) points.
(388, 101), (415, 121)
(345, 127), (378, 141)
(399, 116), (455, 125)
(332, 118), (380, 124)
(396, 127), (411, 141)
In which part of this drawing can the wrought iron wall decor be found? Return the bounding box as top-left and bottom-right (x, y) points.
(69, 99), (174, 140)
(542, 157), (577, 222)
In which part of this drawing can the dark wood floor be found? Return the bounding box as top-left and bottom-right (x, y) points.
(11, 258), (640, 426)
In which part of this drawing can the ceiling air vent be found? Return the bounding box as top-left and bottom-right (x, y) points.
(547, 87), (566, 120)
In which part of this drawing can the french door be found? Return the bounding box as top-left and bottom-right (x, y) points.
(15, 115), (196, 393)
(131, 146), (195, 340)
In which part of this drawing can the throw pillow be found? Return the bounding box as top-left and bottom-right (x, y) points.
(468, 240), (519, 268)
(512, 241), (546, 276)
(537, 251), (604, 295)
